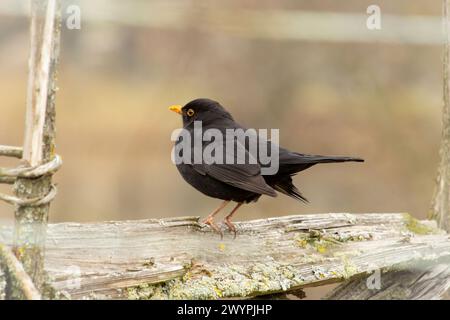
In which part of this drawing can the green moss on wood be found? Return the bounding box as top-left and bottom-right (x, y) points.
(402, 213), (438, 235)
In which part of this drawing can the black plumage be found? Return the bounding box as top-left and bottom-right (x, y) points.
(170, 98), (363, 236)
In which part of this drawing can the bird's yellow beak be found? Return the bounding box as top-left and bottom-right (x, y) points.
(169, 105), (182, 115)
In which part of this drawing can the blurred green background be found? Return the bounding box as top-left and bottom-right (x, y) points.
(0, 0), (443, 230)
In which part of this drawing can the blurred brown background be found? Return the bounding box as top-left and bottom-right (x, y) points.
(0, 0), (443, 231)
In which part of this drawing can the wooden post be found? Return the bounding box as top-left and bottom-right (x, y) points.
(430, 0), (450, 232)
(12, 0), (61, 295)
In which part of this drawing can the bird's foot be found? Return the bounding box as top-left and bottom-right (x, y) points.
(224, 218), (237, 239)
(202, 217), (224, 239)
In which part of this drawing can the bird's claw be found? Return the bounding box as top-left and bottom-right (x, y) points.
(224, 218), (237, 239)
(202, 217), (224, 239)
(201, 210), (238, 239)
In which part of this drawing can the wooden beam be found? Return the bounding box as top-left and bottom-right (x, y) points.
(1, 213), (448, 299)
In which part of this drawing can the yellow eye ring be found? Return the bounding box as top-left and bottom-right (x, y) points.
(186, 109), (195, 117)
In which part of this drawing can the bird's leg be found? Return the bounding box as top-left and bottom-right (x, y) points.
(202, 200), (230, 237)
(223, 202), (243, 238)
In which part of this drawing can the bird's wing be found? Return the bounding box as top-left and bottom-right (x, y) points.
(192, 139), (277, 197)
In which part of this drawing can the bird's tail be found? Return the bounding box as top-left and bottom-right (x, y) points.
(270, 154), (363, 203)
(272, 176), (309, 203)
(277, 153), (364, 176)
(291, 153), (364, 164)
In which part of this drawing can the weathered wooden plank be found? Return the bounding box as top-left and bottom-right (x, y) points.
(1, 213), (449, 299)
(327, 263), (450, 300)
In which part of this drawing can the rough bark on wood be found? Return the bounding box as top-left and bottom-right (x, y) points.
(12, 0), (61, 295)
(1, 213), (448, 300)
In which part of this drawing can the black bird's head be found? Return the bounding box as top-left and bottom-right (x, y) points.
(169, 98), (234, 126)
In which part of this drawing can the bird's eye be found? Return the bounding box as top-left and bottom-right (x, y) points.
(186, 109), (195, 117)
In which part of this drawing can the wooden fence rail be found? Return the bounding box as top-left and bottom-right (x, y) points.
(1, 213), (449, 299)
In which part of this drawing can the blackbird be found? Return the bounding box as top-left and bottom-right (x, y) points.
(169, 98), (363, 237)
